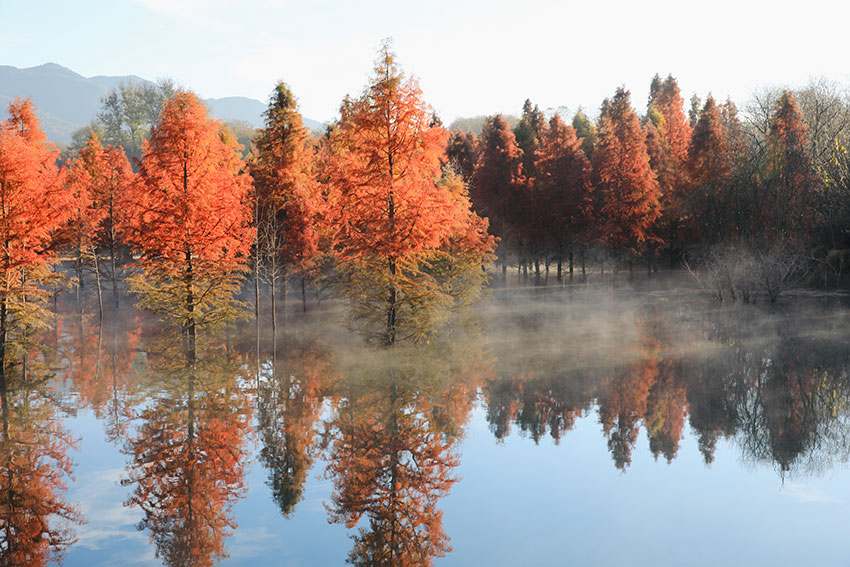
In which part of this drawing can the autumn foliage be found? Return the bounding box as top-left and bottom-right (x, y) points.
(593, 88), (661, 256)
(120, 91), (253, 332)
(325, 42), (494, 343)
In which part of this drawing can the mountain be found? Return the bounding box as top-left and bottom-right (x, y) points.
(0, 63), (325, 144)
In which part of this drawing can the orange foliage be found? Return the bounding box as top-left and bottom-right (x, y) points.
(0, 98), (69, 296)
(0, 365), (82, 566)
(593, 89), (661, 255)
(250, 81), (324, 276)
(325, 42), (494, 343)
(325, 381), (459, 567)
(123, 367), (251, 567)
(534, 114), (594, 254)
(120, 91), (252, 328)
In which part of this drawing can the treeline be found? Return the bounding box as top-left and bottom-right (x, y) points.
(452, 77), (850, 282)
(60, 62), (850, 292)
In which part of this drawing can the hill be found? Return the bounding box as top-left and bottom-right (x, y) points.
(0, 63), (325, 143)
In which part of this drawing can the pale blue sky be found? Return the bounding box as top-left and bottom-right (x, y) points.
(3, 0), (849, 123)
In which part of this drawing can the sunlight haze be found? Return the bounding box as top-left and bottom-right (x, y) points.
(3, 0), (848, 123)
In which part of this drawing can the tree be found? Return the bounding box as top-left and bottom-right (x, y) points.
(534, 115), (593, 280)
(325, 42), (494, 344)
(686, 96), (734, 243)
(646, 75), (693, 264)
(120, 91), (253, 354)
(472, 115), (525, 281)
(513, 99), (546, 181)
(592, 88), (661, 260)
(97, 80), (175, 163)
(64, 133), (108, 314)
(0, 98), (70, 412)
(89, 141), (135, 309)
(762, 91), (815, 240)
(250, 80), (324, 325)
(572, 109), (598, 160)
(445, 130), (477, 183)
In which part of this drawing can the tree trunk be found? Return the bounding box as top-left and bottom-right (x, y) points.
(92, 246), (103, 321)
(0, 293), (8, 441)
(271, 272), (277, 358)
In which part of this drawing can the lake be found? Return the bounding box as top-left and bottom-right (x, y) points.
(8, 280), (850, 566)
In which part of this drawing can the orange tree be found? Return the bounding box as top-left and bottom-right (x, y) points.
(325, 42), (494, 344)
(593, 88), (661, 262)
(0, 99), (70, 396)
(120, 91), (253, 354)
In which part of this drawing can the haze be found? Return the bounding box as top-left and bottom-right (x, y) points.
(4, 0), (849, 123)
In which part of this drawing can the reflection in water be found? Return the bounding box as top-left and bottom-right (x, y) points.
(45, 290), (850, 564)
(120, 333), (252, 567)
(57, 309), (143, 443)
(482, 297), (850, 474)
(0, 338), (82, 566)
(322, 335), (485, 567)
(256, 343), (337, 516)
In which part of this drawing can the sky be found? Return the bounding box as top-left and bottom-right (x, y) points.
(3, 0), (850, 124)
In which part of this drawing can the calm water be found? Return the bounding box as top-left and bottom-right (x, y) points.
(8, 283), (850, 566)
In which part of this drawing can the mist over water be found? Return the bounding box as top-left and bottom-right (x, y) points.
(14, 279), (850, 566)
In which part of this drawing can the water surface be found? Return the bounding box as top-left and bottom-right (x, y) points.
(10, 284), (850, 566)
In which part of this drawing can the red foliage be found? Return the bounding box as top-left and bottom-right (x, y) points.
(593, 89), (661, 254)
(121, 91), (252, 278)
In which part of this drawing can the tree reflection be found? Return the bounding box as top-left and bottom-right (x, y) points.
(56, 308), (143, 443)
(121, 333), (252, 567)
(256, 343), (336, 517)
(0, 344), (82, 566)
(482, 299), (850, 475)
(322, 336), (485, 567)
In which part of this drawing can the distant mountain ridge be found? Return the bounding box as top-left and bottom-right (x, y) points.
(0, 63), (324, 144)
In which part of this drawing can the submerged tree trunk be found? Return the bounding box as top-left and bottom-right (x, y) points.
(0, 291), (8, 442)
(92, 246), (103, 321)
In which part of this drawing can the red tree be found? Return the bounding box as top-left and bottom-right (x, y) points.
(472, 115), (525, 281)
(250, 81), (324, 319)
(592, 88), (661, 260)
(120, 91), (253, 348)
(325, 42), (494, 344)
(646, 75), (693, 264)
(0, 98), (70, 397)
(763, 91), (815, 240)
(687, 96), (733, 243)
(534, 114), (594, 280)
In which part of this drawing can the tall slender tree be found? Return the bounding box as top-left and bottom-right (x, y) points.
(534, 115), (593, 280)
(646, 75), (693, 264)
(472, 115), (525, 281)
(120, 91), (253, 353)
(687, 96), (733, 243)
(592, 88), (661, 261)
(763, 91), (815, 240)
(250, 81), (324, 323)
(325, 41), (494, 344)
